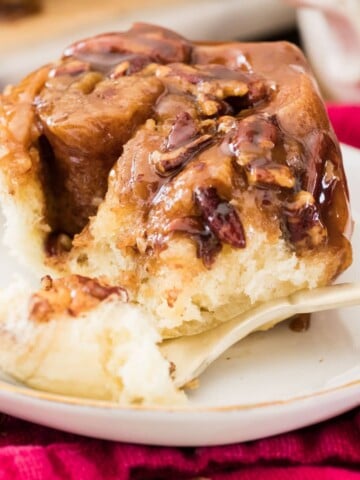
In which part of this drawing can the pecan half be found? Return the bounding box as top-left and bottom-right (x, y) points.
(168, 216), (222, 268)
(194, 187), (246, 248)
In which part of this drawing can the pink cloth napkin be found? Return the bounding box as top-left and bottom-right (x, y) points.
(0, 104), (359, 480)
(327, 104), (360, 150)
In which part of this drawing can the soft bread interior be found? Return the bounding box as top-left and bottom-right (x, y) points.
(0, 278), (185, 405)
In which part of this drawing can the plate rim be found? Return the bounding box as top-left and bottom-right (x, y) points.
(0, 376), (359, 413)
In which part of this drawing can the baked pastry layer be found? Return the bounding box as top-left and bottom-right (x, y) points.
(0, 275), (184, 404)
(0, 23), (352, 337)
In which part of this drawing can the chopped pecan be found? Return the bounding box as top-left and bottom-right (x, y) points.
(227, 114), (278, 165)
(246, 78), (271, 105)
(151, 134), (213, 175)
(217, 79), (270, 113)
(217, 115), (237, 134)
(198, 78), (248, 100)
(156, 63), (268, 116)
(284, 138), (304, 172)
(283, 191), (327, 247)
(29, 275), (128, 322)
(197, 95), (234, 117)
(194, 187), (246, 248)
(246, 161), (295, 188)
(197, 95), (222, 117)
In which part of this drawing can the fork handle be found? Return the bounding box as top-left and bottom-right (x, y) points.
(288, 282), (360, 313)
(165, 282), (360, 388)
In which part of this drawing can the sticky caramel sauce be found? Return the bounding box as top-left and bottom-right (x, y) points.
(8, 23), (350, 267)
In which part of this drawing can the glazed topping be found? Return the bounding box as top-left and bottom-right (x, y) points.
(15, 23), (349, 266)
(166, 111), (198, 150)
(194, 187), (246, 249)
(29, 275), (127, 322)
(225, 115), (295, 188)
(63, 22), (192, 66)
(32, 24), (274, 242)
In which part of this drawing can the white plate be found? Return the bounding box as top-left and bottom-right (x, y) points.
(0, 144), (359, 446)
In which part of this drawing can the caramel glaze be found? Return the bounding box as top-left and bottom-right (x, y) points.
(27, 23), (351, 267)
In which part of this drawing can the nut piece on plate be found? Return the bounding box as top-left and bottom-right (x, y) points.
(0, 23), (352, 345)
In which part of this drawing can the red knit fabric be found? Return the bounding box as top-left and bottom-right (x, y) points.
(327, 105), (360, 149)
(0, 105), (359, 479)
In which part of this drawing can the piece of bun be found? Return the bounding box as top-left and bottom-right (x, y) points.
(0, 24), (352, 339)
(0, 275), (185, 404)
